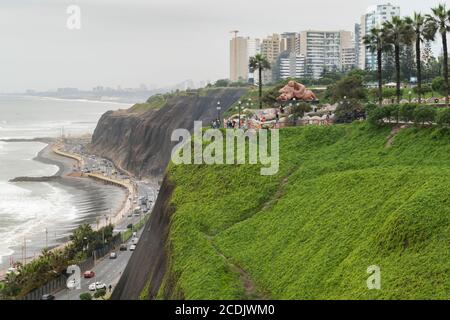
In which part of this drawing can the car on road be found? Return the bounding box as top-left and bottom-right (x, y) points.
(130, 244), (136, 251)
(119, 244), (127, 251)
(83, 270), (95, 278)
(109, 252), (117, 259)
(89, 282), (107, 291)
(41, 294), (55, 300)
(131, 237), (139, 245)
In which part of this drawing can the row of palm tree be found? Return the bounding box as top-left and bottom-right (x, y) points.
(364, 4), (450, 107)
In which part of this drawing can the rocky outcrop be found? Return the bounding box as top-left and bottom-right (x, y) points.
(91, 88), (246, 179)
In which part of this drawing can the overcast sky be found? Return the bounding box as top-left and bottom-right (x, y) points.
(0, 0), (447, 92)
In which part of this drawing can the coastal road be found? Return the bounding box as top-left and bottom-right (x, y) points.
(50, 142), (158, 300)
(53, 231), (141, 300)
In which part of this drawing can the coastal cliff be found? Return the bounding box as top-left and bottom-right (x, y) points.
(113, 123), (450, 300)
(91, 88), (247, 179)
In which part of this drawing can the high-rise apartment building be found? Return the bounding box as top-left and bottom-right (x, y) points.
(260, 34), (282, 83)
(230, 36), (261, 82)
(354, 23), (361, 68)
(277, 51), (306, 79)
(359, 3), (400, 70)
(230, 36), (249, 82)
(280, 32), (301, 54)
(341, 47), (356, 71)
(299, 30), (353, 79)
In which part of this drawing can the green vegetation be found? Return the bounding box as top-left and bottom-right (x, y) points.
(122, 214), (150, 242)
(361, 4), (450, 106)
(368, 104), (449, 126)
(94, 288), (107, 299)
(249, 54), (271, 108)
(80, 292), (92, 300)
(157, 123), (450, 299)
(0, 224), (115, 299)
(129, 94), (170, 113)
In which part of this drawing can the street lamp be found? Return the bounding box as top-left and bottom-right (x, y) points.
(44, 228), (48, 250)
(237, 101), (242, 128)
(216, 101), (221, 126)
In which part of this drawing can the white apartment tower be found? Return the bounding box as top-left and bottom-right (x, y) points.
(300, 30), (353, 79)
(277, 51), (306, 79)
(359, 3), (401, 70)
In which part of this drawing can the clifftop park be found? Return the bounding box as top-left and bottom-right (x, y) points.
(89, 79), (450, 300)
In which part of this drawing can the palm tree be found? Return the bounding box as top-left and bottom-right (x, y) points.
(249, 54), (271, 109)
(405, 13), (427, 103)
(382, 16), (415, 104)
(363, 27), (386, 106)
(425, 4), (450, 106)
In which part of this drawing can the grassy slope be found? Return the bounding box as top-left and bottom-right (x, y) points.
(159, 123), (450, 300)
(128, 95), (168, 113)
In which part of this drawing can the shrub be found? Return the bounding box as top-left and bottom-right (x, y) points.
(364, 103), (377, 117)
(414, 106), (437, 125)
(335, 99), (365, 123)
(413, 84), (431, 95)
(386, 104), (400, 123)
(399, 104), (417, 123)
(368, 107), (388, 126)
(94, 288), (107, 299)
(291, 103), (312, 123)
(80, 292), (92, 300)
(436, 108), (450, 126)
(431, 77), (446, 96)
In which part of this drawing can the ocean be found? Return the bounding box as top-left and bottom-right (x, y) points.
(0, 95), (131, 270)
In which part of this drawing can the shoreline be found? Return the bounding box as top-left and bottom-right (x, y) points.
(0, 141), (132, 277)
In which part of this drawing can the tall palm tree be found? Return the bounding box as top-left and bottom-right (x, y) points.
(405, 13), (427, 103)
(363, 27), (386, 106)
(382, 16), (415, 104)
(425, 4), (450, 106)
(249, 54), (271, 109)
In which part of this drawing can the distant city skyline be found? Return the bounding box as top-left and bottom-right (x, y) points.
(0, 0), (445, 93)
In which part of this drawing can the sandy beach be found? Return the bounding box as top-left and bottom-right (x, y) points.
(0, 142), (129, 275)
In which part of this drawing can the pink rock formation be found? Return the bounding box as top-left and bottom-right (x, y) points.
(277, 81), (317, 102)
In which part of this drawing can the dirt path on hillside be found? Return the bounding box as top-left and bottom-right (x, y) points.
(207, 237), (270, 300)
(385, 125), (407, 148)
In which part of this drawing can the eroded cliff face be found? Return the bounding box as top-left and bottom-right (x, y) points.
(94, 88), (246, 299)
(111, 175), (175, 300)
(91, 88), (246, 179)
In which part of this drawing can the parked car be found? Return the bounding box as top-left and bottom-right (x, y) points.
(119, 244), (127, 251)
(109, 252), (117, 259)
(41, 294), (55, 300)
(83, 270), (95, 278)
(130, 244), (136, 251)
(89, 282), (106, 291)
(131, 238), (139, 245)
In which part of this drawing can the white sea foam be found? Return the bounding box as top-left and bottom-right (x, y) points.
(0, 182), (79, 265)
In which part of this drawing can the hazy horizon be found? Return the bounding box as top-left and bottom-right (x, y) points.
(0, 0), (446, 93)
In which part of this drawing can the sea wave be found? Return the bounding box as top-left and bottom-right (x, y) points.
(0, 182), (78, 265)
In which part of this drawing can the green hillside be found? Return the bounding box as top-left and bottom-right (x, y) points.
(157, 123), (450, 300)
